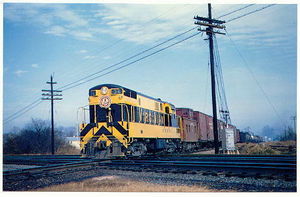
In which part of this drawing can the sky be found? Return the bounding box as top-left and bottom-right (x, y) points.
(2, 2), (297, 138)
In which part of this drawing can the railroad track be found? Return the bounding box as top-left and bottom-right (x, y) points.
(3, 155), (93, 165)
(4, 161), (98, 177)
(108, 159), (296, 171)
(103, 154), (296, 181)
(3, 155), (101, 181)
(3, 154), (296, 182)
(122, 155), (295, 169)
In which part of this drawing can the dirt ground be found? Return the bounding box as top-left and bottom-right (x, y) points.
(34, 175), (223, 192)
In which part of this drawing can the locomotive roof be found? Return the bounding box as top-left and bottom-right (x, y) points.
(90, 84), (123, 90)
(90, 84), (174, 106)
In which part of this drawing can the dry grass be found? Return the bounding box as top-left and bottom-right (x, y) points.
(264, 140), (296, 147)
(237, 141), (296, 155)
(55, 144), (80, 155)
(34, 175), (226, 192)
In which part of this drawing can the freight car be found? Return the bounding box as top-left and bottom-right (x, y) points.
(239, 131), (263, 143)
(79, 84), (238, 157)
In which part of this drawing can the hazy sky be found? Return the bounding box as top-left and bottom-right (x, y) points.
(3, 3), (297, 136)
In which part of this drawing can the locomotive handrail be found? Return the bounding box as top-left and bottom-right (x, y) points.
(121, 103), (130, 130)
(77, 105), (89, 124)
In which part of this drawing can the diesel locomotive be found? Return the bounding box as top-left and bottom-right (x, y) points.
(79, 84), (239, 157)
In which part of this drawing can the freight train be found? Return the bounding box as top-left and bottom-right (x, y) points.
(79, 84), (240, 157)
(239, 131), (264, 143)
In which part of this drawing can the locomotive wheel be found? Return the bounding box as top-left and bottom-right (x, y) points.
(128, 142), (147, 156)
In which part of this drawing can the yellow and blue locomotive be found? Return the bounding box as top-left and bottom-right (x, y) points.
(79, 84), (182, 157)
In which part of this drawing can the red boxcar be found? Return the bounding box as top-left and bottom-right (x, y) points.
(180, 117), (199, 142)
(177, 108), (200, 142)
(193, 111), (208, 141)
(205, 115), (214, 141)
(197, 113), (226, 142)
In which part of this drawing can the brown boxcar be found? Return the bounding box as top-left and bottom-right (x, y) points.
(205, 115), (214, 141)
(193, 111), (208, 141)
(180, 117), (199, 142)
(199, 113), (226, 142)
(177, 108), (200, 142)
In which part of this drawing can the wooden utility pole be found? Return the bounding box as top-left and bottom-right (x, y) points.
(42, 75), (63, 154)
(194, 4), (226, 154)
(291, 116), (296, 133)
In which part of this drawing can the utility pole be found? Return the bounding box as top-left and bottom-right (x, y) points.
(291, 115), (296, 133)
(42, 75), (63, 155)
(194, 4), (226, 154)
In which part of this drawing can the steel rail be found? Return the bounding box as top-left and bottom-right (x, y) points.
(3, 160), (108, 177)
(115, 159), (296, 165)
(109, 162), (294, 171)
(108, 158), (296, 171)
(111, 161), (296, 170)
(131, 156), (296, 161)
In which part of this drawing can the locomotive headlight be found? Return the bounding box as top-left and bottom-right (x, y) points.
(101, 86), (108, 95)
(111, 88), (122, 95)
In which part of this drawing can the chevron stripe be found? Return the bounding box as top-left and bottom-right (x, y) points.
(80, 122), (129, 152)
(80, 123), (96, 136)
(91, 126), (112, 141)
(113, 122), (128, 135)
(95, 126), (111, 135)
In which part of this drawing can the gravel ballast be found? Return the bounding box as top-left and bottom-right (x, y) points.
(3, 166), (296, 192)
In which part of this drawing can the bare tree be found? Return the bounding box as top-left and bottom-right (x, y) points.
(3, 119), (66, 154)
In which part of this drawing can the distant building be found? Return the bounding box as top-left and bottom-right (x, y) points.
(66, 137), (80, 149)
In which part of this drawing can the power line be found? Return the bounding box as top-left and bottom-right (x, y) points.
(216, 4), (255, 19)
(226, 4), (276, 23)
(4, 25), (197, 122)
(4, 100), (43, 124)
(54, 4), (195, 81)
(202, 49), (210, 113)
(58, 3), (273, 85)
(3, 98), (41, 123)
(4, 6), (197, 122)
(12, 4), (266, 98)
(224, 29), (284, 126)
(54, 4), (210, 87)
(4, 27), (198, 123)
(213, 34), (231, 124)
(62, 32), (201, 91)
(58, 27), (198, 90)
